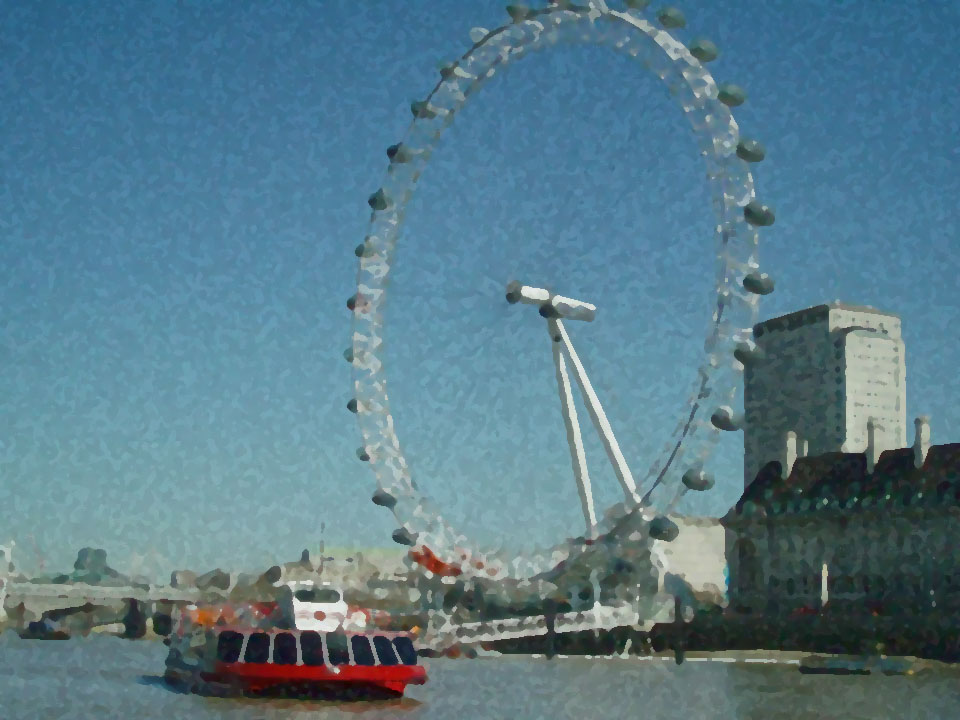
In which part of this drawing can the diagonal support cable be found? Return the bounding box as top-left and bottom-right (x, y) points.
(549, 323), (597, 536)
(551, 318), (639, 504)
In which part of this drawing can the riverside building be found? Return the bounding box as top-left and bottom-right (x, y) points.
(725, 303), (960, 636)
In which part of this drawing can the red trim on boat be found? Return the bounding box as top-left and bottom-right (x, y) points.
(207, 661), (426, 693)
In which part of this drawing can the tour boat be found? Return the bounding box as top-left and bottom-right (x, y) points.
(163, 581), (427, 699)
(165, 626), (426, 698)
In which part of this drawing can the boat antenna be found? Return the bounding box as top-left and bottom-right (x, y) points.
(319, 522), (326, 577)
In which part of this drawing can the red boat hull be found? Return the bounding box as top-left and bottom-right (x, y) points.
(201, 661), (426, 697)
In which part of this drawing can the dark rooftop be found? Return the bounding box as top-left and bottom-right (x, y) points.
(753, 302), (900, 337)
(726, 442), (960, 520)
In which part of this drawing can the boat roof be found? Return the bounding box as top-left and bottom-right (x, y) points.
(208, 625), (417, 639)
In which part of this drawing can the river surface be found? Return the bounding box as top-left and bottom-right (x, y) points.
(2, 633), (960, 719)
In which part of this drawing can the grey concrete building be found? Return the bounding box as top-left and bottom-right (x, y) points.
(743, 303), (906, 489)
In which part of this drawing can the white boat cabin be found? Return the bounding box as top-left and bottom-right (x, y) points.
(279, 581), (350, 632)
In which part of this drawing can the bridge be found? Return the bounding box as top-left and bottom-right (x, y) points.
(4, 581), (198, 605)
(1, 580), (200, 634)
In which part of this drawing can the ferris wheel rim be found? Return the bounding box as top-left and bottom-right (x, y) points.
(349, 1), (774, 582)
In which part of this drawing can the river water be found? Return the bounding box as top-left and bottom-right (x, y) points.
(2, 633), (959, 720)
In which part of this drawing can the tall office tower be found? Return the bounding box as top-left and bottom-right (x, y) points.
(743, 303), (906, 488)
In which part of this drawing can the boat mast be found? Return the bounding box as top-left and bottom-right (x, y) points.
(319, 522), (326, 577)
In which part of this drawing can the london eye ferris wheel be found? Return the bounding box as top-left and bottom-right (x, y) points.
(346, 0), (776, 589)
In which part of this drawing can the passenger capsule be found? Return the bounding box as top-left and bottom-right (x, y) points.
(387, 143), (415, 163)
(506, 5), (532, 22)
(539, 303), (560, 319)
(356, 447), (370, 462)
(410, 101), (438, 120)
(682, 469), (715, 492)
(657, 7), (686, 28)
(372, 488), (397, 509)
(343, 347), (354, 363)
(368, 189), (390, 211)
(718, 84), (747, 107)
(744, 201), (776, 227)
(742, 271), (775, 295)
(711, 406), (741, 431)
(649, 516), (680, 542)
(469, 27), (489, 44)
(736, 139), (765, 163)
(688, 38), (719, 63)
(346, 294), (357, 311)
(734, 342), (766, 366)
(346, 398), (358, 414)
(392, 528), (418, 546)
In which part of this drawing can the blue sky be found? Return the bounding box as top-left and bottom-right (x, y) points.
(2, 0), (958, 581)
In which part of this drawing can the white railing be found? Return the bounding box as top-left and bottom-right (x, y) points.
(426, 600), (670, 646)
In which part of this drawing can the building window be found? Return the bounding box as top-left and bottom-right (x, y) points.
(736, 540), (759, 597)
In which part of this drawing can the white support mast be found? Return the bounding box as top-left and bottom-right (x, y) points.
(550, 326), (597, 535)
(550, 318), (638, 504)
(508, 282), (639, 538)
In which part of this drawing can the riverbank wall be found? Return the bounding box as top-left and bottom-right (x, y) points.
(483, 607), (960, 664)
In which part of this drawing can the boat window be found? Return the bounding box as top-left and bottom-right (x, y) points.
(372, 636), (399, 666)
(274, 632), (299, 666)
(216, 631), (244, 663)
(326, 631), (351, 666)
(350, 636), (376, 666)
(301, 631), (325, 666)
(315, 588), (342, 603)
(294, 588), (342, 603)
(393, 637), (418, 666)
(244, 632), (270, 664)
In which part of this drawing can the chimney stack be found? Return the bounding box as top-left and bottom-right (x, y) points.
(866, 418), (882, 474)
(782, 431), (798, 480)
(913, 416), (931, 468)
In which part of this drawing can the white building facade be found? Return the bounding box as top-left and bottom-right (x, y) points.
(743, 303), (906, 488)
